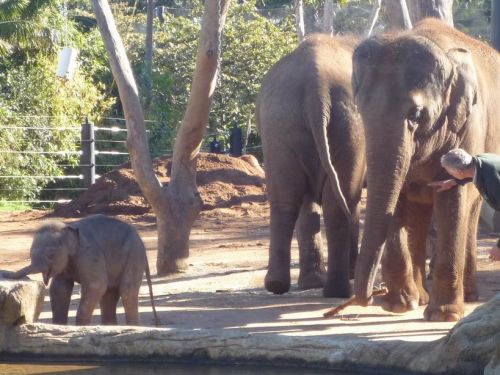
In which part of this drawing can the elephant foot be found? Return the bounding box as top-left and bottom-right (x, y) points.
(380, 288), (419, 314)
(264, 270), (290, 295)
(349, 267), (356, 280)
(423, 303), (464, 322)
(418, 289), (430, 306)
(323, 274), (352, 298)
(298, 271), (324, 290)
(323, 280), (352, 299)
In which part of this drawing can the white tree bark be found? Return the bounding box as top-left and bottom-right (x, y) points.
(408, 0), (454, 27)
(385, 0), (454, 31)
(366, 0), (382, 37)
(92, 0), (231, 275)
(322, 0), (335, 36)
(294, 0), (305, 43)
(399, 0), (412, 29)
(144, 0), (154, 110)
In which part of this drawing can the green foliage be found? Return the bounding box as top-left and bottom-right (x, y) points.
(0, 0), (113, 203)
(0, 0), (495, 207)
(0, 0), (61, 57)
(124, 2), (295, 155)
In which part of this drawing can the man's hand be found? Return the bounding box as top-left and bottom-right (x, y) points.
(489, 246), (500, 261)
(428, 179), (458, 192)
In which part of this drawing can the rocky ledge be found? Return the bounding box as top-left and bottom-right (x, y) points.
(0, 275), (45, 326)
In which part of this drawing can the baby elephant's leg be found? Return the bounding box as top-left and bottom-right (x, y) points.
(50, 275), (74, 325)
(120, 283), (141, 325)
(100, 288), (120, 325)
(120, 261), (144, 325)
(76, 284), (106, 325)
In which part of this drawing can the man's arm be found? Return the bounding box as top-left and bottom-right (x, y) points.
(428, 179), (458, 192)
(453, 177), (473, 186)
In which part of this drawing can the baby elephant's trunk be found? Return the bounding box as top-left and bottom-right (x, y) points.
(3, 264), (42, 279)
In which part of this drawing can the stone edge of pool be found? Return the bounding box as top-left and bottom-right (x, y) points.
(1, 294), (499, 375)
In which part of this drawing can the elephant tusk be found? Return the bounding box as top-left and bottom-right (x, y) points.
(323, 287), (388, 319)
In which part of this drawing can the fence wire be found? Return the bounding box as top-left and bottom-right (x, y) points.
(0, 117), (253, 205)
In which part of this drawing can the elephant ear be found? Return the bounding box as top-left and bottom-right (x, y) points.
(64, 223), (81, 256)
(445, 48), (478, 134)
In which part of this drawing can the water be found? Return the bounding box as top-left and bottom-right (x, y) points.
(0, 361), (371, 375)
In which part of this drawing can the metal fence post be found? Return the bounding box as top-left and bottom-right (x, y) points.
(493, 0), (500, 52)
(81, 118), (95, 187)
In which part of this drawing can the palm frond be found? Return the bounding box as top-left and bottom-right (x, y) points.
(0, 0), (30, 21)
(21, 0), (57, 19)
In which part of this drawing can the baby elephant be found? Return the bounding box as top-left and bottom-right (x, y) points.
(3, 214), (159, 326)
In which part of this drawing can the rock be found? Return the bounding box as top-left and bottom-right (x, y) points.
(1, 295), (499, 374)
(0, 274), (45, 326)
(485, 352), (500, 375)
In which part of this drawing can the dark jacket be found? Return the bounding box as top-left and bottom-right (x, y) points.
(470, 154), (500, 247)
(473, 153), (500, 211)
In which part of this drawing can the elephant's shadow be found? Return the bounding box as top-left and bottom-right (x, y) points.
(34, 268), (492, 341)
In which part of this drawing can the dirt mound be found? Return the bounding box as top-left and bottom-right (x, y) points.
(54, 153), (267, 217)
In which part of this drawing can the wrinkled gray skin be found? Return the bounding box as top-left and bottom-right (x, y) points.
(352, 18), (500, 321)
(3, 215), (157, 326)
(256, 34), (366, 298)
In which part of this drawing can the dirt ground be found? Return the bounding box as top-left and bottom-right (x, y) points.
(1, 154), (499, 343)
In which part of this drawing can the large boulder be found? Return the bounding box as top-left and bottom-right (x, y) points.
(0, 274), (45, 326)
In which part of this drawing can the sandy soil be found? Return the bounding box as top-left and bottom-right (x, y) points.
(1, 153), (499, 343)
(1, 197), (499, 343)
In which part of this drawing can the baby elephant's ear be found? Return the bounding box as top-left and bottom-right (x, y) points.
(445, 48), (478, 134)
(64, 224), (80, 256)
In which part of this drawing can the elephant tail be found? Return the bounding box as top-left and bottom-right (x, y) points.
(310, 106), (351, 220)
(145, 259), (161, 327)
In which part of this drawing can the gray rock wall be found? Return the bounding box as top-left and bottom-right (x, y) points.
(0, 277), (45, 326)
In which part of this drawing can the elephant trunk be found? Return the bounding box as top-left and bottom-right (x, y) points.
(4, 264), (43, 280)
(354, 125), (413, 304)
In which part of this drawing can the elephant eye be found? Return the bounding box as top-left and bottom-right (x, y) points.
(407, 106), (423, 122)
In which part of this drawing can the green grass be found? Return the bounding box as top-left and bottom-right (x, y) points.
(0, 202), (32, 212)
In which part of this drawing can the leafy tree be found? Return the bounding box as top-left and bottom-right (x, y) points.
(122, 2), (295, 156)
(0, 0), (60, 56)
(0, 0), (113, 202)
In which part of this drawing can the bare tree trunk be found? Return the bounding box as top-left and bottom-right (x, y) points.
(92, 0), (231, 276)
(366, 0), (382, 37)
(493, 0), (500, 51)
(144, 0), (154, 111)
(322, 0), (335, 36)
(294, 0), (305, 43)
(386, 0), (454, 31)
(385, 0), (412, 30)
(408, 0), (454, 27)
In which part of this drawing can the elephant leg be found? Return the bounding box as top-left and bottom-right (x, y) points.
(406, 201), (432, 306)
(424, 186), (469, 322)
(296, 196), (325, 290)
(120, 285), (140, 326)
(464, 195), (481, 302)
(265, 164), (306, 295)
(265, 202), (302, 294)
(380, 197), (420, 313)
(321, 193), (353, 298)
(100, 288), (120, 325)
(50, 274), (74, 325)
(76, 284), (106, 325)
(321, 131), (364, 298)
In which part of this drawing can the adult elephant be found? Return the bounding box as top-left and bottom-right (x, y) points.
(256, 34), (365, 297)
(352, 18), (500, 321)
